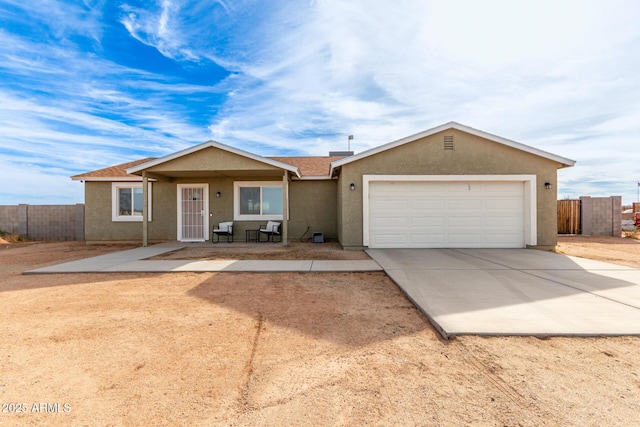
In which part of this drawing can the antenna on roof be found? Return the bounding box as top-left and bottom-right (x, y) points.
(347, 135), (354, 151)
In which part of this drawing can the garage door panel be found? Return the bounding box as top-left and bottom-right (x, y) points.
(369, 180), (525, 248)
(372, 221), (409, 231)
(485, 198), (523, 209)
(371, 199), (410, 210)
(485, 216), (522, 227)
(447, 233), (483, 245)
(410, 234), (446, 245)
(371, 233), (410, 246)
(411, 199), (446, 210)
(448, 216), (483, 227)
(447, 199), (484, 210)
(411, 217), (446, 227)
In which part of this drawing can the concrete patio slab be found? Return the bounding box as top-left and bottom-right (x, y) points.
(25, 245), (185, 273)
(367, 248), (640, 338)
(24, 245), (383, 274)
(310, 260), (382, 272)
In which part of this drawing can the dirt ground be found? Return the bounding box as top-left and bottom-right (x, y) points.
(557, 234), (640, 268)
(150, 241), (371, 261)
(1, 239), (640, 426)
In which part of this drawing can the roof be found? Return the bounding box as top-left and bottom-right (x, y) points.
(71, 158), (156, 181)
(72, 122), (576, 182)
(329, 121), (576, 176)
(126, 140), (301, 178)
(72, 151), (348, 181)
(269, 156), (347, 178)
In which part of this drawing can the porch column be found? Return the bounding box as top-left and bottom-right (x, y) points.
(142, 172), (148, 247)
(282, 170), (289, 246)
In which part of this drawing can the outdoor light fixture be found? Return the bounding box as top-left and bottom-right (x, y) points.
(350, 183), (356, 190)
(216, 191), (221, 198)
(545, 182), (552, 190)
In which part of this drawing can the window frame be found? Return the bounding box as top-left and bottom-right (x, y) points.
(111, 182), (152, 222)
(233, 181), (283, 221)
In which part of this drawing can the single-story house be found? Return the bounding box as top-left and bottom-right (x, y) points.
(72, 121), (575, 249)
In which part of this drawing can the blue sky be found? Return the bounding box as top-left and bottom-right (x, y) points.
(1, 0), (639, 204)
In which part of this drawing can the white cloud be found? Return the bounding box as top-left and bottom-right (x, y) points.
(2, 0), (640, 204)
(196, 0), (640, 202)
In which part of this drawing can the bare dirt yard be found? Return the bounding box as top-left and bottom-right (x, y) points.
(1, 239), (640, 426)
(557, 234), (640, 268)
(149, 241), (371, 261)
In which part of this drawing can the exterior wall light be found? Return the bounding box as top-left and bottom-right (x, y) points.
(544, 182), (552, 190)
(350, 183), (356, 190)
(216, 191), (221, 197)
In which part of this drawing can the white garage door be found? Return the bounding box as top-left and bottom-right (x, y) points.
(369, 181), (525, 248)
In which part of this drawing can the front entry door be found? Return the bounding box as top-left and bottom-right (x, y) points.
(178, 184), (209, 242)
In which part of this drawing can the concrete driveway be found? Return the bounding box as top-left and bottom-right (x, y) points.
(367, 248), (640, 338)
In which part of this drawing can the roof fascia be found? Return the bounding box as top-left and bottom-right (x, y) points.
(296, 175), (335, 181)
(71, 177), (147, 182)
(126, 140), (301, 178)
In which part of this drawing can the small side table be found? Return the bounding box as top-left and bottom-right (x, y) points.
(245, 229), (259, 243)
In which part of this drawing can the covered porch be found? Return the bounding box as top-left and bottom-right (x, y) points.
(125, 141), (301, 247)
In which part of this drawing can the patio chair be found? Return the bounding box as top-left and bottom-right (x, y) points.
(212, 221), (233, 243)
(258, 220), (281, 242)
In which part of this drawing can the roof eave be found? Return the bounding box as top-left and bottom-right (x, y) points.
(296, 175), (334, 181)
(71, 176), (146, 182)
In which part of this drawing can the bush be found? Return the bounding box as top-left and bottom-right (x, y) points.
(0, 230), (27, 242)
(623, 230), (640, 240)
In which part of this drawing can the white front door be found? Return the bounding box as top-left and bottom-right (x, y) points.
(177, 184), (209, 242)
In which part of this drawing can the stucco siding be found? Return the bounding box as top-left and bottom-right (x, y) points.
(85, 182), (139, 241)
(148, 146), (281, 174)
(85, 176), (292, 242)
(288, 180), (338, 240)
(338, 129), (561, 248)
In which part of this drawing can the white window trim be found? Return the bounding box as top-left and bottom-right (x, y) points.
(234, 181), (284, 221)
(362, 174), (537, 247)
(111, 182), (152, 222)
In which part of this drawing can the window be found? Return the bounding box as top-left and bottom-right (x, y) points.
(234, 182), (283, 220)
(112, 182), (152, 222)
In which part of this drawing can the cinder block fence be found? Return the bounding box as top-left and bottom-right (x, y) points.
(580, 196), (621, 236)
(558, 196), (622, 236)
(0, 204), (84, 241)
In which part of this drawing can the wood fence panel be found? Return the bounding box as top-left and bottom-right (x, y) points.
(558, 200), (581, 234)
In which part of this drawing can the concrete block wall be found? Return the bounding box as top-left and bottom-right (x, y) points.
(0, 205), (20, 234)
(0, 204), (84, 241)
(580, 196), (621, 236)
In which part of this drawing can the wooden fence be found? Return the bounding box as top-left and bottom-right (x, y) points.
(557, 199), (581, 234)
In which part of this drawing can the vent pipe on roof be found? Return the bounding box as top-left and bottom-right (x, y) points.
(330, 134), (355, 156)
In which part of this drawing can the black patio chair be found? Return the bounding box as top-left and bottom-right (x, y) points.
(212, 221), (233, 243)
(258, 221), (281, 242)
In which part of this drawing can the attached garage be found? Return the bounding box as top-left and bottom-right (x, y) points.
(363, 175), (537, 249)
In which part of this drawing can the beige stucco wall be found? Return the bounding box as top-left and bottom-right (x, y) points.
(86, 176), (321, 243)
(148, 146), (281, 173)
(337, 129), (562, 249)
(288, 180), (338, 240)
(85, 181), (177, 242)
